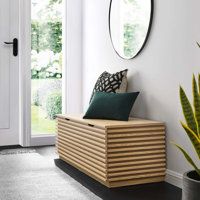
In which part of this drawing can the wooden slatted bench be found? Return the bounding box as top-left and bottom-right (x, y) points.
(56, 114), (166, 188)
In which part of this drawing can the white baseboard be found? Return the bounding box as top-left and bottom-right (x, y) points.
(30, 135), (55, 146)
(165, 169), (183, 188)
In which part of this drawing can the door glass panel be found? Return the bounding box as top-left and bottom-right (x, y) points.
(31, 0), (62, 135)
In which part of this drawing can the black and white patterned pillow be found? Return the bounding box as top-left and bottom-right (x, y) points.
(90, 69), (128, 103)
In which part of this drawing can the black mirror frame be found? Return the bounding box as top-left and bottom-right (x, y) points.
(109, 0), (154, 60)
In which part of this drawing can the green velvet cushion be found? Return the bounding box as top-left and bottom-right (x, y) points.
(83, 91), (139, 121)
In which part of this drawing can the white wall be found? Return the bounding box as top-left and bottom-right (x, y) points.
(63, 0), (83, 114)
(82, 0), (200, 186)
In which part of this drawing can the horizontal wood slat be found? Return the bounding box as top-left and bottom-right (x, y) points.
(108, 163), (166, 173)
(59, 153), (106, 182)
(108, 158), (166, 168)
(107, 126), (165, 133)
(57, 135), (106, 159)
(57, 139), (106, 163)
(58, 118), (105, 132)
(108, 149), (165, 158)
(108, 153), (165, 163)
(108, 135), (165, 143)
(109, 171), (166, 182)
(57, 115), (166, 188)
(107, 131), (165, 139)
(57, 147), (106, 173)
(58, 147), (106, 178)
(58, 131), (106, 153)
(58, 142), (106, 168)
(108, 168), (166, 179)
(58, 128), (105, 148)
(107, 145), (165, 153)
(108, 140), (165, 148)
(58, 121), (106, 139)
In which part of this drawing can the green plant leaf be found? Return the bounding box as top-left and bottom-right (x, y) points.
(180, 86), (197, 133)
(181, 122), (200, 159)
(192, 74), (200, 136)
(198, 74), (200, 95)
(173, 143), (200, 177)
(197, 42), (200, 48)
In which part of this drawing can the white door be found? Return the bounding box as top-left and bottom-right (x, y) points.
(0, 0), (19, 146)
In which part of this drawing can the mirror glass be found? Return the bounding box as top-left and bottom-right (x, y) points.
(109, 0), (153, 59)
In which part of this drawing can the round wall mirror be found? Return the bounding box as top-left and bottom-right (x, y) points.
(109, 0), (153, 59)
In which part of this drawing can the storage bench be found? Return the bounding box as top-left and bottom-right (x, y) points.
(56, 114), (166, 188)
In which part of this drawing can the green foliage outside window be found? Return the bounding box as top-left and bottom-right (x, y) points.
(31, 21), (62, 54)
(31, 0), (62, 79)
(46, 92), (62, 119)
(31, 0), (62, 134)
(49, 0), (61, 4)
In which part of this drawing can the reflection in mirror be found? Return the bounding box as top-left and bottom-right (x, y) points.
(109, 0), (153, 59)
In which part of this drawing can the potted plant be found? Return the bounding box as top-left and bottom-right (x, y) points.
(174, 74), (200, 200)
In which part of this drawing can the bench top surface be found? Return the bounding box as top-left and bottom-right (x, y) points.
(57, 114), (164, 129)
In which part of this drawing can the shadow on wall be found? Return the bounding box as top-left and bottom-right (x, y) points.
(128, 72), (150, 118)
(128, 71), (172, 121)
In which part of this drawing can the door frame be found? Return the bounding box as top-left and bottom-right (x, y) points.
(19, 0), (83, 146)
(19, 0), (56, 146)
(19, 0), (31, 146)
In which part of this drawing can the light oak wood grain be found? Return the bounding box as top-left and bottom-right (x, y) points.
(57, 135), (106, 158)
(56, 115), (166, 188)
(57, 114), (164, 128)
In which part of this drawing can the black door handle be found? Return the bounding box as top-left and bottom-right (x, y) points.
(4, 38), (18, 56)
